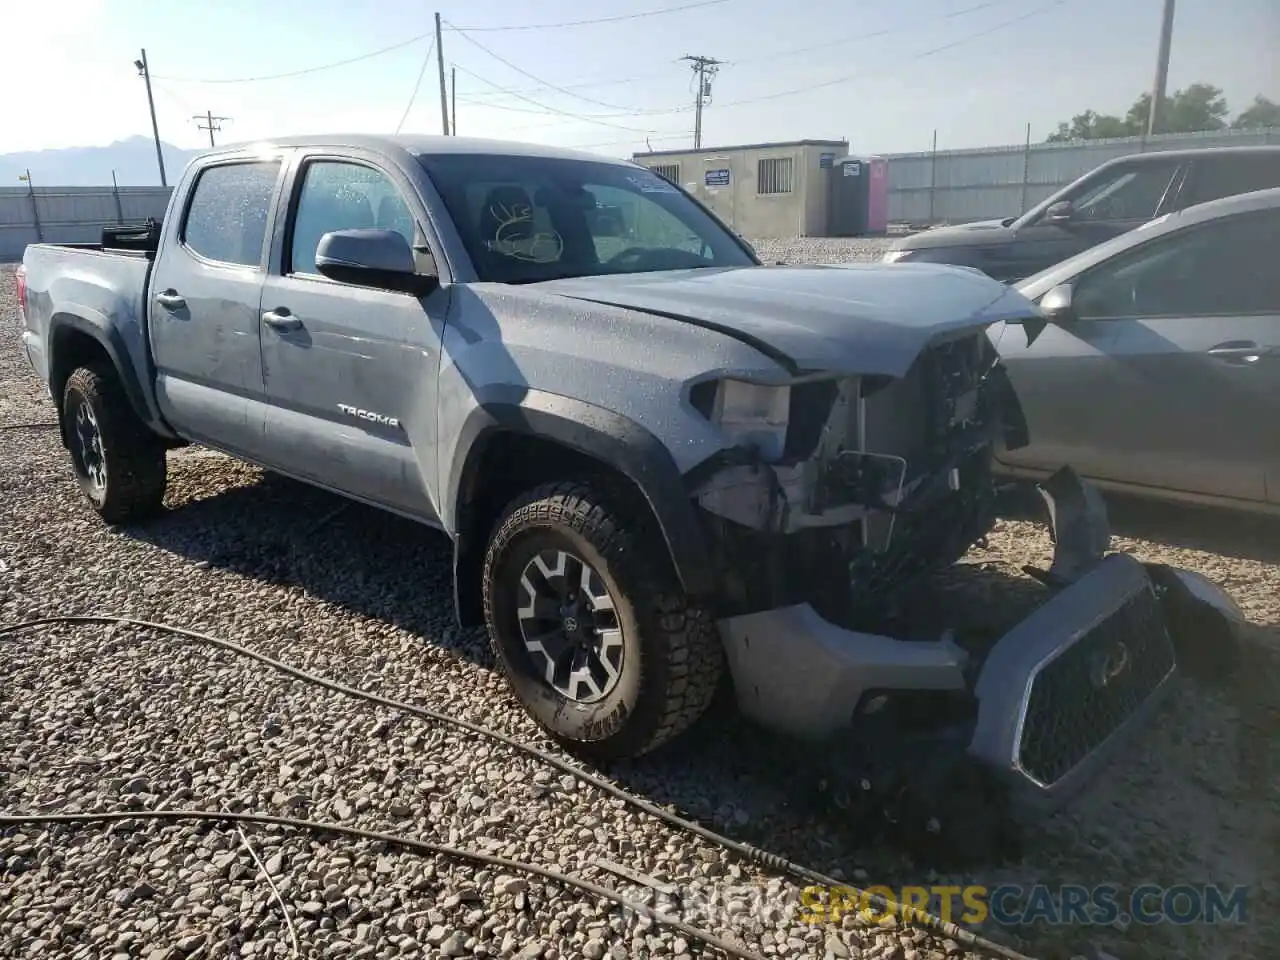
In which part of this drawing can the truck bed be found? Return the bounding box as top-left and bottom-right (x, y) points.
(19, 240), (155, 405)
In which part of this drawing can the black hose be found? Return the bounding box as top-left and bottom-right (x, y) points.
(0, 809), (764, 960)
(0, 422), (59, 430)
(0, 614), (1036, 960)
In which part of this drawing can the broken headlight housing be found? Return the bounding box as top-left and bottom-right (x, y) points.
(693, 378), (791, 461)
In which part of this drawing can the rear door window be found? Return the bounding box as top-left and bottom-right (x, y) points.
(1184, 154), (1280, 207)
(183, 161), (281, 267)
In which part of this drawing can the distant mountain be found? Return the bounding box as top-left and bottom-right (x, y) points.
(0, 136), (199, 188)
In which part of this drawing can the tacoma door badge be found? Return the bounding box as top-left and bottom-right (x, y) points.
(337, 404), (400, 429)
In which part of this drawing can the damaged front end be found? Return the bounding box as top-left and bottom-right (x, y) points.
(684, 332), (1244, 852)
(688, 329), (1022, 627)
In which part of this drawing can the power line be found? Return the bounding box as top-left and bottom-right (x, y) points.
(445, 0), (730, 32)
(444, 19), (646, 113)
(450, 0), (1013, 112)
(149, 2), (725, 87)
(394, 38), (437, 133)
(726, 0), (1009, 66)
(541, 1), (1069, 154)
(709, 0), (1069, 112)
(450, 64), (669, 134)
(152, 31), (431, 84)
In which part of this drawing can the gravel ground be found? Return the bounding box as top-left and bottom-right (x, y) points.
(2, 255), (1278, 960)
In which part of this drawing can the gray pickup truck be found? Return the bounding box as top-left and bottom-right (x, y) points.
(15, 135), (1244, 843)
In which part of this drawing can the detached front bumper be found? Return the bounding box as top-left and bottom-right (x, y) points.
(716, 544), (1242, 818)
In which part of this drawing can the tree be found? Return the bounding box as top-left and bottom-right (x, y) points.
(1233, 95), (1280, 130)
(1045, 82), (1243, 142)
(1045, 110), (1134, 142)
(1134, 83), (1229, 134)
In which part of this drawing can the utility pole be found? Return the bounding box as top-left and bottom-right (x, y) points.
(451, 66), (457, 136)
(435, 13), (450, 135)
(134, 49), (167, 187)
(19, 169), (43, 241)
(193, 110), (232, 147)
(1146, 0), (1176, 136)
(681, 54), (722, 150)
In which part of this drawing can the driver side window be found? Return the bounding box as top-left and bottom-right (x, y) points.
(289, 161), (416, 277)
(1063, 161), (1180, 223)
(1074, 209), (1280, 320)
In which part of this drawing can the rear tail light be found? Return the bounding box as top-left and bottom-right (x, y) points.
(14, 266), (27, 324)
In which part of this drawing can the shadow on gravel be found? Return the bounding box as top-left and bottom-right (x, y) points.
(125, 461), (1056, 877)
(120, 459), (1280, 958)
(1000, 481), (1280, 567)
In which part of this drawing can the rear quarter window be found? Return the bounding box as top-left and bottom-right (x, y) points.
(1185, 154), (1280, 207)
(182, 161), (282, 267)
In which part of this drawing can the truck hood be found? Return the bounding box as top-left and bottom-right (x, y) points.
(534, 263), (1038, 377)
(893, 218), (1016, 252)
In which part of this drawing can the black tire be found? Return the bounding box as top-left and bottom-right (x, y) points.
(482, 478), (723, 761)
(62, 364), (167, 524)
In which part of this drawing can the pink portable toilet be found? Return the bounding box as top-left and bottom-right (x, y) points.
(865, 156), (888, 235)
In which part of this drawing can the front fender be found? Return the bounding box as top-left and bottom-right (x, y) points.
(445, 386), (716, 602)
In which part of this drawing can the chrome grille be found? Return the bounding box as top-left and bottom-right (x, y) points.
(1017, 586), (1175, 786)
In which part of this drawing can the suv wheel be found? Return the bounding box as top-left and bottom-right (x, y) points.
(483, 478), (723, 760)
(62, 364), (167, 524)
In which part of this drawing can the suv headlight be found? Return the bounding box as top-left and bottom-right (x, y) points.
(693, 378), (791, 460)
(882, 248), (915, 263)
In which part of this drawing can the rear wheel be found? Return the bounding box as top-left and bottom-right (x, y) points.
(482, 478), (723, 760)
(62, 365), (167, 524)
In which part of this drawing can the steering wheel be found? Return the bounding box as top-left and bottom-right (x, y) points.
(605, 246), (651, 268)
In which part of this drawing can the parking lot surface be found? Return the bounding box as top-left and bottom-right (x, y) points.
(2, 258), (1277, 960)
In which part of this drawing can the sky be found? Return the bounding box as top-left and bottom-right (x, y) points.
(3, 0), (1276, 161)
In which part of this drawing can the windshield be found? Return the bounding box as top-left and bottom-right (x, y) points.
(418, 153), (757, 283)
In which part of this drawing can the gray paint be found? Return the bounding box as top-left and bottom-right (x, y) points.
(994, 188), (1280, 511)
(885, 127), (1280, 226)
(17, 132), (1243, 804)
(718, 603), (969, 739)
(967, 553), (1178, 814)
(887, 147), (1280, 282)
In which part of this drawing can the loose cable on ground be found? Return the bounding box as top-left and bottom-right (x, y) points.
(0, 810), (763, 960)
(226, 807), (301, 959)
(0, 615), (1037, 960)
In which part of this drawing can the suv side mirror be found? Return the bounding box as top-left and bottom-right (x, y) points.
(1039, 283), (1076, 324)
(315, 228), (438, 295)
(1044, 200), (1074, 225)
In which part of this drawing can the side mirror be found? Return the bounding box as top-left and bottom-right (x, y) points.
(1039, 283), (1076, 325)
(1044, 200), (1074, 225)
(315, 228), (437, 295)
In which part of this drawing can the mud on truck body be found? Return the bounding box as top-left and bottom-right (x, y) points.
(15, 135), (1245, 854)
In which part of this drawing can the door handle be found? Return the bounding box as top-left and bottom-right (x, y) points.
(1207, 341), (1268, 365)
(262, 308), (302, 332)
(154, 290), (186, 310)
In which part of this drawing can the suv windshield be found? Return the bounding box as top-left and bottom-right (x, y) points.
(418, 153), (757, 283)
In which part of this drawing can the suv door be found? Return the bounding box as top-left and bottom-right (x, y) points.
(1000, 207), (1280, 504)
(1180, 151), (1280, 208)
(149, 157), (285, 459)
(258, 152), (448, 521)
(1000, 158), (1186, 280)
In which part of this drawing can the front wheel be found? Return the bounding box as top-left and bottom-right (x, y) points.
(482, 478), (723, 761)
(62, 364), (167, 524)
